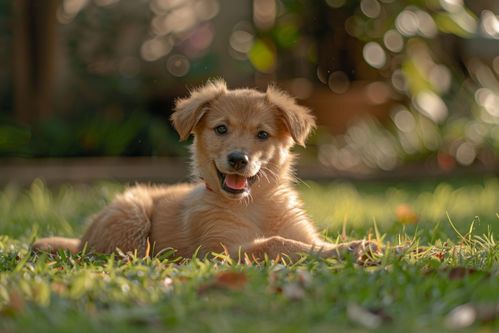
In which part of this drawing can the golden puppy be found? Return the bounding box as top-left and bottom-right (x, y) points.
(33, 80), (375, 260)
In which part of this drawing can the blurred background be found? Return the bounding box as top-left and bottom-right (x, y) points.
(1, 0), (498, 183)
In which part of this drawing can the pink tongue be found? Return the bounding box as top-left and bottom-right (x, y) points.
(224, 174), (247, 190)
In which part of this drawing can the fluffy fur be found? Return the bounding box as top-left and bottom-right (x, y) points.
(33, 80), (376, 261)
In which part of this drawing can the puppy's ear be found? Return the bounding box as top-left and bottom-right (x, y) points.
(171, 80), (227, 140)
(266, 86), (316, 146)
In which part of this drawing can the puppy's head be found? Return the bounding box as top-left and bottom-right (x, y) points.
(171, 80), (315, 200)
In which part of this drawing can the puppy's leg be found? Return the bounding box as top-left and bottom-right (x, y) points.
(80, 188), (154, 256)
(240, 236), (379, 261)
(32, 237), (81, 254)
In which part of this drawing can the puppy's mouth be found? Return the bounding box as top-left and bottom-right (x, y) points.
(215, 168), (258, 195)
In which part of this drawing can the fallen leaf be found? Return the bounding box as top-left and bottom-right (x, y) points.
(430, 249), (446, 261)
(396, 204), (418, 224)
(268, 266), (311, 295)
(51, 282), (66, 295)
(198, 271), (248, 294)
(0, 291), (25, 317)
(215, 271), (248, 290)
(424, 267), (489, 280)
(445, 303), (499, 329)
(296, 269), (313, 288)
(447, 267), (483, 280)
(347, 303), (383, 329)
(474, 303), (499, 323)
(369, 307), (393, 323)
(282, 282), (305, 301)
(445, 304), (475, 329)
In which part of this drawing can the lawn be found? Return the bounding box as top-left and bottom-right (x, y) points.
(0, 177), (498, 333)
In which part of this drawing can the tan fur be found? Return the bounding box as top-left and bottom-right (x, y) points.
(33, 80), (377, 261)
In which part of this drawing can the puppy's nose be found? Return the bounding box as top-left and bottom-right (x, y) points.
(227, 151), (249, 171)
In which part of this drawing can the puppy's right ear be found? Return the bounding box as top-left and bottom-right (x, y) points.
(171, 80), (227, 140)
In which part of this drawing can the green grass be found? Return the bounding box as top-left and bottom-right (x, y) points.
(0, 177), (498, 333)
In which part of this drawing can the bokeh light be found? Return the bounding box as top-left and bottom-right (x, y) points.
(363, 42), (386, 68)
(455, 142), (476, 166)
(141, 38), (173, 62)
(440, 0), (463, 13)
(95, 0), (120, 7)
(146, 0), (219, 64)
(325, 0), (346, 9)
(480, 10), (499, 39)
(193, 0), (219, 21)
(414, 91), (448, 123)
(166, 54), (190, 77)
(391, 69), (407, 92)
(230, 30), (254, 54)
(328, 71), (350, 94)
(253, 0), (276, 30)
(5, 0), (499, 174)
(57, 0), (89, 24)
(383, 30), (404, 53)
(360, 0), (381, 19)
(416, 10), (438, 38)
(392, 107), (416, 133)
(395, 9), (419, 36)
(366, 81), (391, 105)
(164, 6), (197, 34)
(249, 39), (276, 73)
(475, 88), (499, 119)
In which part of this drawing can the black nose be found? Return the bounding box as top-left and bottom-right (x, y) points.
(227, 151), (249, 171)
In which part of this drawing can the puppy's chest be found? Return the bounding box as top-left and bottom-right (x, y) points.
(191, 204), (290, 239)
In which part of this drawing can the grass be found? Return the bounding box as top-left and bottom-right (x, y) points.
(0, 177), (498, 333)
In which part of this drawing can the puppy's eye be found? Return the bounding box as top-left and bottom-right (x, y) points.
(257, 130), (270, 140)
(214, 125), (228, 135)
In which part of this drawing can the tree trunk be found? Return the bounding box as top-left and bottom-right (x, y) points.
(13, 0), (58, 124)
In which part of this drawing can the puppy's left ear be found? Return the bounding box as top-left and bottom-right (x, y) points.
(266, 86), (316, 146)
(171, 80), (227, 140)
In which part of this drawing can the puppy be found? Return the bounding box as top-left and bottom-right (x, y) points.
(33, 80), (376, 261)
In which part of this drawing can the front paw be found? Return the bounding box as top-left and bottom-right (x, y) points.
(343, 240), (382, 264)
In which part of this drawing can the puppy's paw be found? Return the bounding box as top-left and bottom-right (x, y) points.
(347, 240), (382, 265)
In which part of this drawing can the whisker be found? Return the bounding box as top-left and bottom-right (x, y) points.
(262, 165), (280, 179)
(294, 176), (310, 188)
(259, 169), (271, 184)
(243, 192), (253, 206)
(260, 166), (279, 184)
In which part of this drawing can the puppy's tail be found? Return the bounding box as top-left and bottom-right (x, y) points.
(32, 237), (81, 254)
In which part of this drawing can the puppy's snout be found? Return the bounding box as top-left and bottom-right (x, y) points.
(227, 151), (249, 171)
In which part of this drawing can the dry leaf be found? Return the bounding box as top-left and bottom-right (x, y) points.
(445, 304), (477, 329)
(282, 282), (305, 301)
(424, 267), (489, 280)
(445, 303), (499, 329)
(0, 291), (25, 317)
(396, 204), (418, 224)
(447, 267), (484, 280)
(215, 271), (247, 290)
(198, 271), (248, 294)
(51, 282), (66, 295)
(347, 303), (383, 329)
(296, 269), (313, 288)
